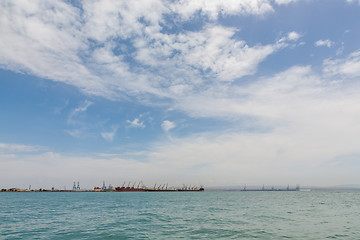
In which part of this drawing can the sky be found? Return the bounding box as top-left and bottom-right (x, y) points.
(1, 0), (360, 189)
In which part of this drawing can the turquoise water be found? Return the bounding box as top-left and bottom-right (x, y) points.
(0, 191), (359, 239)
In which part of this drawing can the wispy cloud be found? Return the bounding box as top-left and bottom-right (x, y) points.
(64, 129), (83, 139)
(53, 100), (69, 114)
(323, 50), (360, 78)
(161, 120), (176, 132)
(67, 100), (93, 124)
(101, 126), (118, 142)
(126, 118), (145, 128)
(346, 0), (360, 5)
(0, 143), (43, 153)
(72, 100), (93, 115)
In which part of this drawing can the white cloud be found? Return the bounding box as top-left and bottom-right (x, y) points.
(336, 45), (344, 56)
(64, 129), (83, 138)
(101, 127), (118, 142)
(0, 149), (209, 189)
(4, 78), (360, 189)
(169, 25), (278, 82)
(172, 0), (274, 20)
(148, 62), (360, 186)
(0, 0), (298, 103)
(171, 65), (321, 120)
(132, 24), (279, 85)
(0, 151), (153, 189)
(0, 143), (42, 153)
(287, 31), (301, 41)
(0, 1), (113, 97)
(278, 31), (302, 44)
(274, 0), (299, 5)
(65, 100), (94, 138)
(346, 0), (360, 4)
(82, 0), (169, 42)
(315, 39), (334, 48)
(161, 120), (176, 132)
(72, 100), (93, 114)
(126, 118), (145, 128)
(148, 116), (360, 186)
(323, 50), (360, 78)
(67, 100), (93, 124)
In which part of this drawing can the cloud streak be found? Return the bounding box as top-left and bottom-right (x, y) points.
(323, 50), (360, 78)
(0, 143), (43, 153)
(67, 100), (93, 124)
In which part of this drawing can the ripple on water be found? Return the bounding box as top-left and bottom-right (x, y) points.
(1, 191), (360, 239)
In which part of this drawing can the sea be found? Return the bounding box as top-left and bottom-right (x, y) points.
(0, 191), (359, 239)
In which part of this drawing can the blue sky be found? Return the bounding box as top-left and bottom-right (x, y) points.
(1, 0), (360, 189)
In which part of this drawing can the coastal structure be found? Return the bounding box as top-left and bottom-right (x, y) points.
(237, 184), (300, 191)
(0, 182), (205, 192)
(1, 183), (306, 192)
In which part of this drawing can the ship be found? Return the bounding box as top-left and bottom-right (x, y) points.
(111, 182), (204, 192)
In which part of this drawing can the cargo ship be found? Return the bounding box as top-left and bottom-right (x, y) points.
(112, 182), (204, 192)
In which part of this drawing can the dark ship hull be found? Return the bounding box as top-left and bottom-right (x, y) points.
(114, 187), (204, 192)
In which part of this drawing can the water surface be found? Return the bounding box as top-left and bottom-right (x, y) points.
(1, 191), (359, 239)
